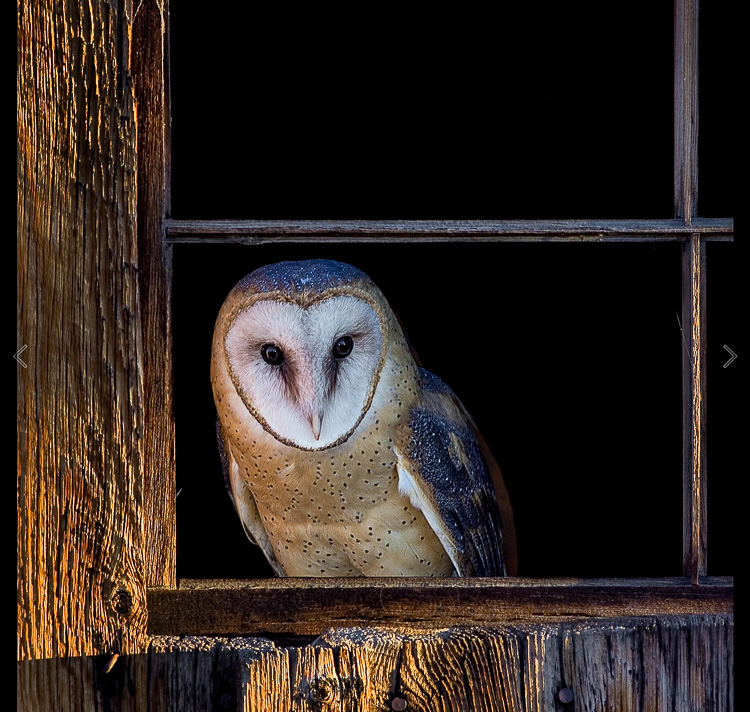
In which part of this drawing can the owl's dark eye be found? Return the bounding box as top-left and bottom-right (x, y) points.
(333, 335), (354, 359)
(261, 343), (284, 366)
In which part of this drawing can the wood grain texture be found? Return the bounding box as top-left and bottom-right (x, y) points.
(674, 0), (700, 221)
(148, 636), (278, 712)
(681, 235), (708, 582)
(260, 617), (733, 712)
(164, 218), (734, 243)
(132, 0), (176, 587)
(17, 0), (147, 659)
(147, 578), (733, 637)
(17, 652), (149, 712)
(17, 616), (733, 711)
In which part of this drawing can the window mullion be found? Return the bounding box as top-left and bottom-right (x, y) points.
(674, 0), (700, 222)
(681, 234), (707, 582)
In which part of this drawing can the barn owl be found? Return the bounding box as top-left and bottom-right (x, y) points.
(210, 259), (510, 577)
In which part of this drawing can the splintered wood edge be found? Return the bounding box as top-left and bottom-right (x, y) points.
(147, 577), (733, 637)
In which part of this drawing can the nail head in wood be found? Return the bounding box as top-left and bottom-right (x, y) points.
(558, 687), (574, 704)
(391, 697), (408, 711)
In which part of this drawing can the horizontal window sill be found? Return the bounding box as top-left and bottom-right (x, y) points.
(148, 576), (733, 636)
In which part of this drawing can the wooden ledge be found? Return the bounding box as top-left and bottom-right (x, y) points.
(147, 577), (733, 636)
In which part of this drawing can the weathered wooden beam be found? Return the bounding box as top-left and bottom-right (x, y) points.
(681, 235), (708, 582)
(147, 578), (733, 637)
(674, 0), (700, 221)
(133, 0), (176, 588)
(17, 0), (147, 660)
(164, 217), (734, 244)
(17, 616), (734, 711)
(305, 617), (733, 712)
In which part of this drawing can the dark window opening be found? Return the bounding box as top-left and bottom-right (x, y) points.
(168, 3), (674, 220)
(167, 2), (736, 582)
(173, 242), (686, 579)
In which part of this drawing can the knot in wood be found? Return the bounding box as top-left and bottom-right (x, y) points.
(308, 676), (335, 704)
(111, 586), (133, 617)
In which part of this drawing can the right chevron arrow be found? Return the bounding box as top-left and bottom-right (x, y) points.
(723, 345), (737, 369)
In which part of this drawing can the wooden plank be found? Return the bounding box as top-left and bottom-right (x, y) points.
(17, 616), (733, 711)
(245, 616), (732, 712)
(681, 235), (708, 582)
(16, 650), (149, 711)
(395, 628), (526, 712)
(239, 643), (292, 712)
(275, 643), (373, 712)
(147, 578), (733, 637)
(674, 0), (700, 221)
(132, 0), (177, 588)
(164, 217), (734, 243)
(17, 0), (147, 659)
(146, 636), (278, 712)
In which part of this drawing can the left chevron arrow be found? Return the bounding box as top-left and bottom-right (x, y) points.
(14, 345), (27, 368)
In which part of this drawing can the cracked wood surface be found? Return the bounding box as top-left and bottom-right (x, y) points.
(16, 617), (734, 711)
(17, 0), (147, 660)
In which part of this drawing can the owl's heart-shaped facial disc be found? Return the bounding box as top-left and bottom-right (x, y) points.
(224, 294), (386, 450)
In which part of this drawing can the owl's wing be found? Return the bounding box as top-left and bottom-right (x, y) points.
(393, 369), (506, 577)
(216, 418), (286, 577)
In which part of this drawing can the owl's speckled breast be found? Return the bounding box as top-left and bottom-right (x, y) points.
(244, 424), (453, 576)
(217, 339), (455, 577)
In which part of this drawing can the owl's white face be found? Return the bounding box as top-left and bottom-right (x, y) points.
(224, 295), (386, 450)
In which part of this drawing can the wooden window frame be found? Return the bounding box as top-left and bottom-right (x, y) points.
(141, 0), (733, 637)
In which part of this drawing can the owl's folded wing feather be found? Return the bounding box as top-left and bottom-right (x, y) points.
(393, 369), (506, 577)
(217, 418), (286, 577)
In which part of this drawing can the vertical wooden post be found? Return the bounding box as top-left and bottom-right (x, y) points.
(674, 0), (699, 222)
(133, 0), (177, 587)
(681, 235), (707, 583)
(675, 0), (707, 583)
(17, 0), (147, 659)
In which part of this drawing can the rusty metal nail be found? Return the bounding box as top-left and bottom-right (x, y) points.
(101, 653), (119, 674)
(558, 687), (574, 704)
(391, 697), (408, 711)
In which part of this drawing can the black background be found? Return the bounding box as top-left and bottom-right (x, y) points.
(168, 2), (739, 579)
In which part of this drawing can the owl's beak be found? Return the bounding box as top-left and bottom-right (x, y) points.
(308, 411), (323, 441)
